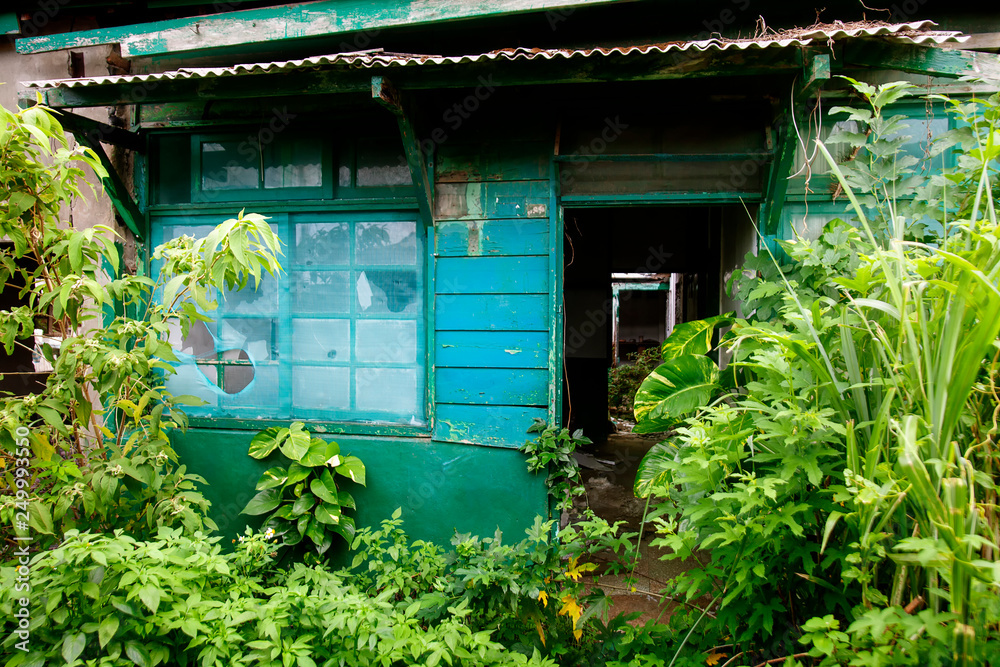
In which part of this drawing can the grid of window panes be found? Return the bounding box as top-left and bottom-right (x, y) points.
(154, 212), (426, 426)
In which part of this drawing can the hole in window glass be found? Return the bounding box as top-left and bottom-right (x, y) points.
(356, 270), (418, 314)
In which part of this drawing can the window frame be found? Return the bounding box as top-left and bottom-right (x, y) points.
(148, 204), (433, 438)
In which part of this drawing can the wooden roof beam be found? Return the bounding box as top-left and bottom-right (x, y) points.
(843, 42), (1000, 81)
(372, 75), (434, 229)
(16, 0), (633, 57)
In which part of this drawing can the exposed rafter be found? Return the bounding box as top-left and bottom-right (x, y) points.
(372, 75), (433, 228)
(844, 42), (1000, 81)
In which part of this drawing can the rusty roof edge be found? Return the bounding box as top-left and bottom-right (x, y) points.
(21, 20), (970, 90)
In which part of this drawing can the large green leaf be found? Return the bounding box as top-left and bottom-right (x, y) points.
(255, 466), (288, 491)
(633, 441), (677, 498)
(241, 488), (282, 516)
(633, 355), (720, 434)
(278, 423), (311, 462)
(660, 313), (734, 360)
(248, 427), (281, 459)
(300, 437), (340, 467)
(335, 455), (366, 486)
(314, 502), (342, 525)
(311, 473), (339, 504)
(62, 633), (86, 664)
(330, 516), (356, 542)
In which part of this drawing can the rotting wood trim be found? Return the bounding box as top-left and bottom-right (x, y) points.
(71, 131), (145, 241)
(372, 75), (434, 228)
(52, 110), (144, 153)
(794, 51), (831, 102)
(843, 42), (1000, 81)
(759, 114), (796, 237)
(15, 0), (631, 57)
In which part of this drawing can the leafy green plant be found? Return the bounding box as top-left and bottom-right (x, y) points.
(609, 347), (662, 414)
(631, 81), (1000, 663)
(631, 313), (733, 434)
(241, 422), (365, 555)
(0, 523), (562, 667)
(0, 100), (283, 556)
(521, 419), (591, 512)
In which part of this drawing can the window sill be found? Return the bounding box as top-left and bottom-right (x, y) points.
(184, 416), (431, 438)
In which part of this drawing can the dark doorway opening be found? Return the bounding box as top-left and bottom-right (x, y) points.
(561, 205), (755, 442)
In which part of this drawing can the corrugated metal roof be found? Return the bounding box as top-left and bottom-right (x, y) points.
(23, 20), (968, 90)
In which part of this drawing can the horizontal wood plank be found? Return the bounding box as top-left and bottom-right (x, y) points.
(437, 141), (550, 182)
(435, 181), (549, 220)
(436, 331), (549, 368)
(436, 368), (548, 405)
(436, 255), (548, 294)
(434, 404), (548, 448)
(435, 219), (549, 257)
(435, 294), (549, 331)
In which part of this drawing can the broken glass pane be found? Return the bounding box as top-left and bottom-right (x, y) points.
(356, 269), (418, 314)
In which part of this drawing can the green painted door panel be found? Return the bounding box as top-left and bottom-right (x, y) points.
(170, 428), (548, 549)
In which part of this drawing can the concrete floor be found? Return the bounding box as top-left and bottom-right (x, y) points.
(570, 426), (704, 623)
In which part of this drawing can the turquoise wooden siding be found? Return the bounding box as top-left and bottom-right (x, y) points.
(436, 331), (548, 368)
(433, 134), (553, 448)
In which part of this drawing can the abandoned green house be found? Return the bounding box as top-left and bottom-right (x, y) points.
(6, 0), (1000, 545)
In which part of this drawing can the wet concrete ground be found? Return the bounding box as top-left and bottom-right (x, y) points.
(570, 425), (703, 623)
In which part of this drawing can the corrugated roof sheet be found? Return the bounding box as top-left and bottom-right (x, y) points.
(23, 20), (968, 90)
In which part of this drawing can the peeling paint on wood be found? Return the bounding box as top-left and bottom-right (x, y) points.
(17, 0), (631, 56)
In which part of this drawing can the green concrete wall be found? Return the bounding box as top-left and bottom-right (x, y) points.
(172, 428), (549, 549)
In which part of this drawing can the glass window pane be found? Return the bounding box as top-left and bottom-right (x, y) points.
(222, 274), (278, 314)
(294, 366), (350, 410)
(219, 364), (280, 406)
(356, 221), (417, 264)
(293, 271), (350, 314)
(293, 319), (350, 362)
(356, 138), (412, 187)
(265, 138), (323, 189)
(215, 318), (275, 361)
(295, 222), (349, 266)
(355, 269), (419, 315)
(356, 368), (419, 416)
(165, 363), (218, 408)
(201, 141), (259, 190)
(355, 320), (416, 363)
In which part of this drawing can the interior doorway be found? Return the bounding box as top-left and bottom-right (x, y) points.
(561, 205), (756, 442)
